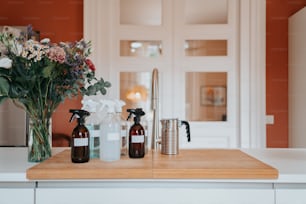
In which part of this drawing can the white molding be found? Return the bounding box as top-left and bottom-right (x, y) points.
(240, 1), (250, 148)
(240, 0), (266, 148)
(84, 0), (113, 96)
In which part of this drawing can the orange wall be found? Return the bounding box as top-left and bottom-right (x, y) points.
(1, 1), (306, 147)
(266, 0), (306, 147)
(0, 0), (83, 145)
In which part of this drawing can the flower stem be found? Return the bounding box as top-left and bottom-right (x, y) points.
(28, 116), (52, 162)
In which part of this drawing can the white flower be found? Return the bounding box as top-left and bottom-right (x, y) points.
(15, 43), (23, 56)
(21, 50), (28, 58)
(40, 38), (50, 44)
(59, 42), (66, 46)
(0, 57), (12, 69)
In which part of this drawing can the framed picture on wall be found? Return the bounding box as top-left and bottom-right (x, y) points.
(200, 86), (226, 106)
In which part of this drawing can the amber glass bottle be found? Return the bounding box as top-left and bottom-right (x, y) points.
(129, 121), (145, 158)
(69, 109), (90, 163)
(127, 108), (145, 158)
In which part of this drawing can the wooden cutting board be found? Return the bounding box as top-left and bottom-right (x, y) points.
(153, 149), (278, 179)
(26, 149), (278, 180)
(26, 149), (152, 180)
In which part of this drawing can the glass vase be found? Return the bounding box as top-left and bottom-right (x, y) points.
(27, 116), (52, 162)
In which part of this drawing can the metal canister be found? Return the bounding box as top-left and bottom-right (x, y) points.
(160, 119), (180, 154)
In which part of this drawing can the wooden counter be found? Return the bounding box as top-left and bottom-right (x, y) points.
(26, 149), (278, 180)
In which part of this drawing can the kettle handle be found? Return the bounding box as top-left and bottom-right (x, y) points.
(181, 120), (191, 142)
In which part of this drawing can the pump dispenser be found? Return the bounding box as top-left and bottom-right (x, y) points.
(126, 108), (146, 158)
(114, 99), (128, 156)
(100, 100), (121, 161)
(82, 99), (101, 159)
(69, 109), (90, 163)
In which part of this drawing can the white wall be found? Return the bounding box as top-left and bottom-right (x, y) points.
(289, 7), (306, 148)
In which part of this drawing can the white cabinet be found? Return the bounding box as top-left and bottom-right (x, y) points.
(36, 188), (274, 204)
(275, 184), (306, 204)
(0, 189), (34, 204)
(276, 189), (306, 204)
(0, 182), (35, 204)
(35, 182), (274, 204)
(4, 181), (306, 204)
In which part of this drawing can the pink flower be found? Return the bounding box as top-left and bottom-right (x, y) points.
(85, 59), (95, 71)
(47, 46), (66, 64)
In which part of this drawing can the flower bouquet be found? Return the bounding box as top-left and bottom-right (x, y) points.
(0, 26), (111, 162)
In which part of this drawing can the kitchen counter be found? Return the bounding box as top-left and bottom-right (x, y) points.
(0, 147), (65, 182)
(244, 148), (306, 183)
(0, 147), (35, 182)
(1, 147), (306, 183)
(2, 147), (306, 204)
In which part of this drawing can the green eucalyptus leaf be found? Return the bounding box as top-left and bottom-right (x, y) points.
(42, 65), (54, 78)
(0, 68), (10, 77)
(15, 76), (27, 84)
(104, 81), (111, 88)
(9, 85), (27, 98)
(8, 88), (19, 98)
(0, 76), (10, 95)
(87, 85), (96, 95)
(100, 87), (106, 95)
(80, 87), (86, 93)
(86, 72), (94, 79)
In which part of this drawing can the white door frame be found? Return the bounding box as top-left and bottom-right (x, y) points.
(84, 0), (267, 148)
(239, 0), (266, 148)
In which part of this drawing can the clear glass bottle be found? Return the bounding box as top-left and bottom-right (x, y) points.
(119, 115), (128, 156)
(115, 99), (128, 156)
(142, 118), (149, 153)
(86, 112), (100, 159)
(82, 99), (101, 159)
(100, 100), (121, 162)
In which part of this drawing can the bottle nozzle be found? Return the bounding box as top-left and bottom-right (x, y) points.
(69, 109), (90, 124)
(126, 108), (145, 123)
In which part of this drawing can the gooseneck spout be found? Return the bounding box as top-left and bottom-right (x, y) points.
(151, 68), (159, 150)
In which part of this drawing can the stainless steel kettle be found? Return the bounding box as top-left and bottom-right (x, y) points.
(160, 118), (190, 155)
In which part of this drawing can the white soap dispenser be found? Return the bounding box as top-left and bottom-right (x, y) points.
(114, 99), (129, 156)
(99, 100), (121, 161)
(82, 99), (101, 159)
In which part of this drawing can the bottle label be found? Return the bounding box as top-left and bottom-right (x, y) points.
(107, 133), (120, 141)
(74, 138), (89, 147)
(91, 129), (100, 138)
(121, 129), (127, 137)
(131, 135), (144, 143)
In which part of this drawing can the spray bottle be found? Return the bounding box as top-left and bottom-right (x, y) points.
(69, 109), (90, 163)
(100, 100), (121, 161)
(114, 99), (128, 156)
(126, 108), (146, 158)
(82, 99), (101, 159)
